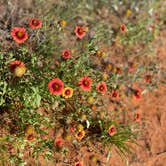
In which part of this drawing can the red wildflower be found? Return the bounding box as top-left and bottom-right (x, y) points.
(145, 75), (152, 83)
(79, 76), (92, 91)
(112, 90), (118, 98)
(62, 50), (71, 59)
(133, 88), (142, 100)
(75, 161), (83, 166)
(54, 138), (63, 148)
(75, 26), (87, 39)
(11, 27), (28, 44)
(9, 60), (26, 77)
(96, 82), (107, 94)
(29, 18), (42, 29)
(108, 125), (117, 136)
(120, 24), (126, 33)
(9, 60), (24, 73)
(62, 87), (73, 98)
(48, 78), (64, 95)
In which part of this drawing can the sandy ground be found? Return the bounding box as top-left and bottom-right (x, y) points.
(109, 31), (166, 166)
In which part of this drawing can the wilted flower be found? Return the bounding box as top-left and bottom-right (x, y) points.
(91, 105), (97, 111)
(102, 73), (109, 81)
(14, 66), (26, 77)
(105, 63), (113, 71)
(25, 125), (35, 141)
(25, 125), (34, 135)
(96, 50), (102, 57)
(87, 96), (95, 104)
(9, 60), (26, 77)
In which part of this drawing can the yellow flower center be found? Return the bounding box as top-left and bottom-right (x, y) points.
(17, 31), (24, 38)
(78, 28), (83, 33)
(54, 83), (60, 90)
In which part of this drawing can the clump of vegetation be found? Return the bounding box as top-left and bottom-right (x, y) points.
(0, 0), (164, 165)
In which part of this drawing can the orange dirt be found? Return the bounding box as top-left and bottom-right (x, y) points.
(109, 30), (166, 166)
